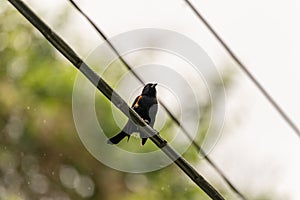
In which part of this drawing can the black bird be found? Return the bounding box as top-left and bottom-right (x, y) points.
(107, 83), (158, 145)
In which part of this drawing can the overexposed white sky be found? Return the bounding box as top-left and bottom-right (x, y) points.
(19, 0), (300, 199)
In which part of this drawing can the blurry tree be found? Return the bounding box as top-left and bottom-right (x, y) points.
(0, 3), (273, 200)
(0, 5), (112, 200)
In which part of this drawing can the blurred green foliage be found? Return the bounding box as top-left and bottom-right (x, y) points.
(0, 5), (108, 200)
(0, 3), (273, 200)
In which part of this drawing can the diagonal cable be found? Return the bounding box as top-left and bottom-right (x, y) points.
(67, 0), (247, 199)
(184, 0), (300, 138)
(7, 0), (225, 199)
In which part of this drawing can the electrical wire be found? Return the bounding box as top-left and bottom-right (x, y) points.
(184, 0), (300, 138)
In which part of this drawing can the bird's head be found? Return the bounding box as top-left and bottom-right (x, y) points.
(142, 83), (157, 97)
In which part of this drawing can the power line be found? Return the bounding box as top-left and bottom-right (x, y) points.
(184, 0), (300, 138)
(7, 0), (225, 199)
(67, 1), (246, 199)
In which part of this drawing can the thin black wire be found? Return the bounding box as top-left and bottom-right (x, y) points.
(67, 0), (246, 199)
(7, 0), (225, 199)
(184, 0), (300, 138)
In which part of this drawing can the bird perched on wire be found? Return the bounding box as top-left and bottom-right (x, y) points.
(107, 83), (158, 145)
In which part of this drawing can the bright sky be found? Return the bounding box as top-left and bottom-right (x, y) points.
(21, 0), (300, 199)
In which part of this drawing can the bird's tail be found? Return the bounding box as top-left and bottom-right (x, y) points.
(107, 131), (129, 144)
(141, 138), (148, 145)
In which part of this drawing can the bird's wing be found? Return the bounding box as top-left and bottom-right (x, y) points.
(132, 95), (143, 109)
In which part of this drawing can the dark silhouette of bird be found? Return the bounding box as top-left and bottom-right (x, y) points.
(107, 83), (158, 145)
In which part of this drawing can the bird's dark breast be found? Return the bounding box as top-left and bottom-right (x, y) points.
(134, 96), (157, 122)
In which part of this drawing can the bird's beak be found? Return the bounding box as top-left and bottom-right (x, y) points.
(152, 83), (157, 88)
